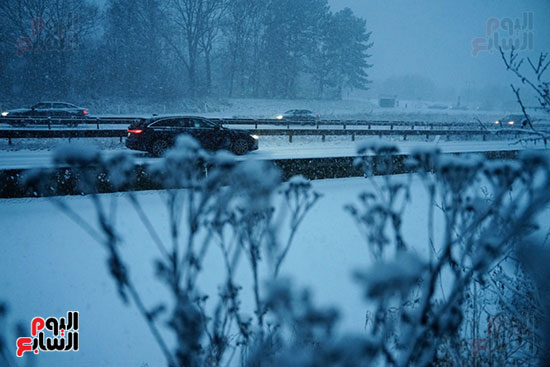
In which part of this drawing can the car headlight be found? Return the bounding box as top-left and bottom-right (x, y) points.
(276, 115), (283, 120)
(1, 111), (8, 117)
(494, 120), (500, 124)
(251, 134), (259, 140)
(508, 120), (514, 125)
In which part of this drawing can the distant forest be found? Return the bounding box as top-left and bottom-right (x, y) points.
(0, 0), (373, 102)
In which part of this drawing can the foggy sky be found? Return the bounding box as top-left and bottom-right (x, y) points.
(328, 0), (550, 90)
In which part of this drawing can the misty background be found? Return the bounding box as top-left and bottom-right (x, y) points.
(0, 0), (548, 111)
(331, 0), (550, 108)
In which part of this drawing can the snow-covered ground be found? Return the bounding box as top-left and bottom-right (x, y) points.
(0, 136), (546, 170)
(0, 175), (433, 366)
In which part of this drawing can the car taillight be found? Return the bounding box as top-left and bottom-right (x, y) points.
(127, 129), (143, 134)
(83, 109), (88, 115)
(317, 114), (321, 118)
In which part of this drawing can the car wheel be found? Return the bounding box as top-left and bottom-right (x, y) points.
(151, 140), (169, 157)
(521, 120), (528, 128)
(231, 138), (249, 155)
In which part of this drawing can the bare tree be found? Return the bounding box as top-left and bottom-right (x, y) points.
(499, 46), (550, 141)
(0, 0), (98, 96)
(103, 0), (169, 97)
(165, 0), (224, 97)
(198, 0), (225, 95)
(222, 0), (266, 97)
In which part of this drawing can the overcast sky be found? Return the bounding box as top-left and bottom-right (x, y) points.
(328, 0), (550, 89)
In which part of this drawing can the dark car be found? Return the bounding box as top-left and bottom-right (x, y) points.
(276, 109), (320, 121)
(1, 102), (88, 126)
(493, 114), (528, 128)
(126, 116), (259, 156)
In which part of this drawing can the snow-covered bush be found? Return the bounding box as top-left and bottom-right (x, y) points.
(517, 244), (550, 366)
(243, 144), (550, 367)
(21, 136), (322, 367)
(341, 143), (550, 367)
(17, 138), (550, 367)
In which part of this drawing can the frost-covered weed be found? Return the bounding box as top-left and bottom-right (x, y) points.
(21, 135), (320, 367)
(344, 143), (550, 367)
(15, 136), (550, 367)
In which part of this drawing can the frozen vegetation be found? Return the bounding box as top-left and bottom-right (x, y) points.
(1, 136), (550, 366)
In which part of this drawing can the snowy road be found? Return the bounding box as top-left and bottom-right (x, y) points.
(0, 138), (546, 170)
(0, 122), (491, 131)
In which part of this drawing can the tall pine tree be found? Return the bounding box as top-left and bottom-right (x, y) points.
(315, 8), (373, 99)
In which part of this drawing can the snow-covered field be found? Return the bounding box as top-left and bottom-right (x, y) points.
(0, 176), (433, 366)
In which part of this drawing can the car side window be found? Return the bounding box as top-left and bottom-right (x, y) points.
(53, 103), (66, 108)
(33, 103), (49, 109)
(190, 118), (215, 128)
(179, 118), (194, 128)
(152, 119), (180, 127)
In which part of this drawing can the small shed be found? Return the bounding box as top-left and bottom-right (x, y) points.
(379, 95), (398, 108)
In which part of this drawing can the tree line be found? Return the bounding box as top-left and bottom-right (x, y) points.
(0, 0), (373, 102)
